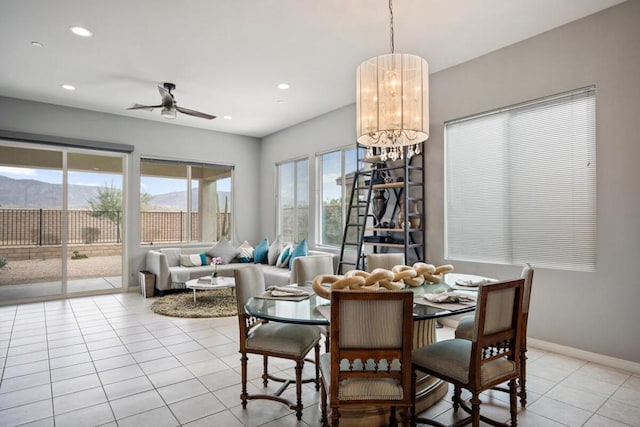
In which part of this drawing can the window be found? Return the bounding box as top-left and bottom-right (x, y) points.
(277, 158), (308, 243)
(318, 147), (358, 247)
(140, 159), (233, 245)
(445, 87), (596, 271)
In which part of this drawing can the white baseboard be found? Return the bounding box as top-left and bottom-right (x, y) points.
(528, 338), (640, 374)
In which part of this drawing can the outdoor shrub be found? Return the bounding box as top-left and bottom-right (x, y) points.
(71, 251), (88, 260)
(0, 256), (8, 270)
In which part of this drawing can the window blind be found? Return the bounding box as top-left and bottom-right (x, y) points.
(445, 87), (596, 271)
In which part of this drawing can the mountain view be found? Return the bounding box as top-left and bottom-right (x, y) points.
(0, 176), (230, 210)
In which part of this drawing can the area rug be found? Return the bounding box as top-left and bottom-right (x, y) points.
(150, 289), (237, 318)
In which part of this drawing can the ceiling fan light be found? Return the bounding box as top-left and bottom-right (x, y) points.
(161, 107), (176, 119)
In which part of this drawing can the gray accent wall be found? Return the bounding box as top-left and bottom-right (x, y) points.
(0, 97), (261, 287)
(262, 1), (640, 363)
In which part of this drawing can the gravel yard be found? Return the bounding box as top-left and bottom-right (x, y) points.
(0, 255), (121, 285)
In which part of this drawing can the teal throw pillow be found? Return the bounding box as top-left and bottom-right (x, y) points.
(276, 244), (293, 268)
(199, 253), (207, 265)
(253, 238), (269, 264)
(288, 239), (308, 270)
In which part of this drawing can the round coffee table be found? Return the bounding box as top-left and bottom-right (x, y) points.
(185, 276), (236, 303)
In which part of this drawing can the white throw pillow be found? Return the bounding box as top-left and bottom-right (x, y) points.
(267, 236), (283, 265)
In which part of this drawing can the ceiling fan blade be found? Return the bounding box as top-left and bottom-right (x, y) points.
(127, 103), (163, 111)
(157, 85), (174, 107)
(176, 106), (216, 120)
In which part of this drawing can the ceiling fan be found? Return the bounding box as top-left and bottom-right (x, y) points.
(127, 82), (216, 120)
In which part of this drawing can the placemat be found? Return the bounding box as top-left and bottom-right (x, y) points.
(413, 297), (475, 311)
(254, 291), (311, 301)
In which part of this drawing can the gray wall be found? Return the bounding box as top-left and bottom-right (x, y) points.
(261, 1), (640, 363)
(0, 97), (261, 286)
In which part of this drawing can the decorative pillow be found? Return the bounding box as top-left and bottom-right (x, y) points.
(267, 235), (283, 265)
(180, 254), (204, 267)
(206, 237), (241, 264)
(288, 239), (309, 270)
(199, 253), (207, 265)
(237, 240), (255, 263)
(276, 244), (293, 268)
(253, 238), (269, 264)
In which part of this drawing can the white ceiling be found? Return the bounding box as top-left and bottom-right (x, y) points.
(0, 0), (625, 138)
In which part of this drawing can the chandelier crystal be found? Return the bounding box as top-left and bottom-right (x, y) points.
(356, 0), (429, 160)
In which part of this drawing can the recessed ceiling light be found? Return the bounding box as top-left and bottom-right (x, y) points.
(277, 83), (290, 90)
(69, 26), (92, 37)
(276, 99), (285, 103)
(31, 41), (44, 48)
(61, 84), (76, 91)
(223, 116), (232, 120)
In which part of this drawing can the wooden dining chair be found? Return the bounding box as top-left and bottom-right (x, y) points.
(411, 278), (525, 427)
(234, 265), (321, 420)
(455, 264), (534, 407)
(366, 253), (405, 272)
(292, 254), (335, 285)
(320, 290), (414, 426)
(292, 255), (335, 351)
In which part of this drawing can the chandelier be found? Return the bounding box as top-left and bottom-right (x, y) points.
(356, 0), (429, 161)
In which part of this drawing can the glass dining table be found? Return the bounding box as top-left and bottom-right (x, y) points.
(244, 272), (487, 424)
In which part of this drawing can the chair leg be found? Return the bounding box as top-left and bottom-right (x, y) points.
(389, 406), (397, 426)
(262, 355), (269, 387)
(470, 392), (481, 427)
(331, 407), (340, 427)
(320, 380), (328, 426)
(410, 371), (417, 427)
(240, 352), (248, 408)
(294, 359), (304, 420)
(452, 384), (462, 412)
(314, 343), (321, 391)
(509, 378), (518, 426)
(519, 349), (528, 407)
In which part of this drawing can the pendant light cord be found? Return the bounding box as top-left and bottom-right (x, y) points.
(389, 0), (395, 53)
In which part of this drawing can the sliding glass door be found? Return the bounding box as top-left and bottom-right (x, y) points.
(0, 142), (126, 303)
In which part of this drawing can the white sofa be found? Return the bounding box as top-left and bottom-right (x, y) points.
(146, 245), (335, 294)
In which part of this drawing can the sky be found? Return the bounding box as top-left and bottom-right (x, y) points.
(0, 166), (231, 195)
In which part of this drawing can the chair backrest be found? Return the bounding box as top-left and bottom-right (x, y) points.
(366, 253), (405, 272)
(470, 278), (524, 388)
(329, 290), (414, 407)
(234, 265), (266, 349)
(292, 255), (334, 285)
(520, 263), (534, 314)
(234, 265), (265, 315)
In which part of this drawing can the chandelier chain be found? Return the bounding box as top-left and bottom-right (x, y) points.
(389, 0), (394, 54)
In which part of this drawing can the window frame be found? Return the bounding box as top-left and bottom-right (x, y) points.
(139, 157), (234, 245)
(276, 157), (309, 244)
(315, 146), (359, 249)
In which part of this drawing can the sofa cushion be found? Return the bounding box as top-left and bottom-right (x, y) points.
(288, 239), (308, 270)
(268, 236), (283, 265)
(206, 237), (240, 264)
(254, 238), (269, 264)
(160, 248), (181, 267)
(237, 240), (255, 263)
(262, 264), (293, 287)
(276, 244), (293, 268)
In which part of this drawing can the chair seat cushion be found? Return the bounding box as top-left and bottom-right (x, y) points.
(412, 339), (517, 386)
(319, 354), (404, 401)
(247, 322), (320, 357)
(455, 315), (474, 340)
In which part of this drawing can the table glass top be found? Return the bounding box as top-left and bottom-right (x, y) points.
(244, 273), (482, 325)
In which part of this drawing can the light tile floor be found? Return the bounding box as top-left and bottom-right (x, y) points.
(0, 292), (638, 426)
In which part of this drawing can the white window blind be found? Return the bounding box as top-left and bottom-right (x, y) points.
(445, 87), (596, 271)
